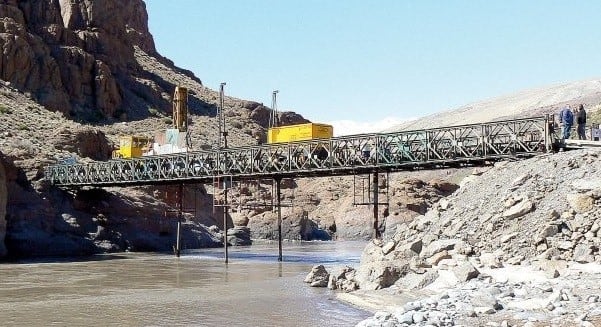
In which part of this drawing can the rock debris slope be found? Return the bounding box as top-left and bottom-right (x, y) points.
(350, 148), (601, 326)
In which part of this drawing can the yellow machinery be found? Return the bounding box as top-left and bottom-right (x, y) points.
(112, 135), (153, 159)
(112, 86), (189, 159)
(267, 123), (333, 144)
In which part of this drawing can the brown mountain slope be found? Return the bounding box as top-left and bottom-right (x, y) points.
(386, 79), (601, 131)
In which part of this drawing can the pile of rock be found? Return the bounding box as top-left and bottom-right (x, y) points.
(303, 149), (601, 326)
(356, 262), (601, 326)
(356, 149), (601, 293)
(303, 264), (359, 292)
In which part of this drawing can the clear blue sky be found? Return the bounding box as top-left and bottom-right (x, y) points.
(145, 0), (601, 133)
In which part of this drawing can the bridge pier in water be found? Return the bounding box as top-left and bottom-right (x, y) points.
(223, 181), (229, 264)
(274, 176), (283, 262)
(175, 184), (183, 257)
(372, 172), (381, 239)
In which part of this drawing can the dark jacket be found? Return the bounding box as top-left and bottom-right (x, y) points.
(559, 108), (574, 125)
(577, 109), (587, 125)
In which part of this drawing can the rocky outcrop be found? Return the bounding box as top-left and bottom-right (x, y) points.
(0, 0), (197, 120)
(0, 153), (7, 257)
(4, 181), (222, 257)
(50, 127), (112, 161)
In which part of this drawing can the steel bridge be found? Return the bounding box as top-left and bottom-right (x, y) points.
(45, 116), (553, 187)
(44, 116), (554, 260)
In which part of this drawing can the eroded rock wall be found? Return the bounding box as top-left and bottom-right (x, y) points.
(0, 0), (188, 120)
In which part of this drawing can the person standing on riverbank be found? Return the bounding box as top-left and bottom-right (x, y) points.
(559, 105), (574, 139)
(577, 104), (587, 140)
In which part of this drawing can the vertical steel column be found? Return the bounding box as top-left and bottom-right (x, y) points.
(373, 172), (381, 239)
(175, 183), (183, 257)
(223, 179), (229, 264)
(545, 114), (552, 152)
(218, 82), (226, 149)
(275, 176), (283, 261)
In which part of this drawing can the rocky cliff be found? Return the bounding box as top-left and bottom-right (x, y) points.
(0, 0), (173, 120)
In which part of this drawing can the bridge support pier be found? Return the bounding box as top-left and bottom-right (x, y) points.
(275, 176), (283, 262)
(175, 183), (183, 257)
(223, 181), (229, 264)
(175, 220), (181, 257)
(373, 172), (381, 239)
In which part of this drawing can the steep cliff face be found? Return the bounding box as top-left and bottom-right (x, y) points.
(0, 0), (309, 258)
(0, 0), (194, 120)
(0, 154), (7, 257)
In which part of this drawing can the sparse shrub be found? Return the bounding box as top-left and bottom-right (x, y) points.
(0, 105), (11, 114)
(12, 139), (36, 156)
(148, 108), (163, 117)
(18, 123), (29, 131)
(163, 117), (173, 125)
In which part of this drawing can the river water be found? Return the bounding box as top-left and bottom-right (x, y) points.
(0, 241), (370, 326)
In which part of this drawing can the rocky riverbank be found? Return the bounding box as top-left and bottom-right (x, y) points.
(305, 148), (601, 326)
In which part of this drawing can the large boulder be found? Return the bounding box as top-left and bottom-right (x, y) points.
(327, 266), (358, 292)
(355, 260), (409, 290)
(227, 226), (251, 246)
(304, 265), (330, 287)
(248, 208), (331, 241)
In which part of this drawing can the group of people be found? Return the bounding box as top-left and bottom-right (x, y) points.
(559, 104), (587, 140)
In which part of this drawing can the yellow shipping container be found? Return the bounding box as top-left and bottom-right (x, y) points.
(267, 123), (333, 144)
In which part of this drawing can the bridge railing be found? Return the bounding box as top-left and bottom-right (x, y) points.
(45, 116), (552, 186)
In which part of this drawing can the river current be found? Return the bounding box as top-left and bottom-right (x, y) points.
(0, 241), (370, 326)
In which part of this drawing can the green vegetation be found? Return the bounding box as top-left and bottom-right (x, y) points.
(163, 117), (173, 125)
(148, 108), (164, 117)
(0, 104), (12, 114)
(18, 123), (29, 131)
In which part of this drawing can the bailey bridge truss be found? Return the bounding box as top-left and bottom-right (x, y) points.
(45, 117), (553, 187)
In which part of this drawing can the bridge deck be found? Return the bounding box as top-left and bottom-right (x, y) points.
(45, 117), (553, 187)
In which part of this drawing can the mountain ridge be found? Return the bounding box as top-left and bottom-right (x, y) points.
(385, 78), (601, 132)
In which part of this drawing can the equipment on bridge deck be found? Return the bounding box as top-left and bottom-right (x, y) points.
(267, 123), (333, 144)
(172, 86), (189, 132)
(149, 86), (191, 154)
(112, 86), (191, 159)
(146, 128), (190, 155)
(111, 135), (153, 159)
